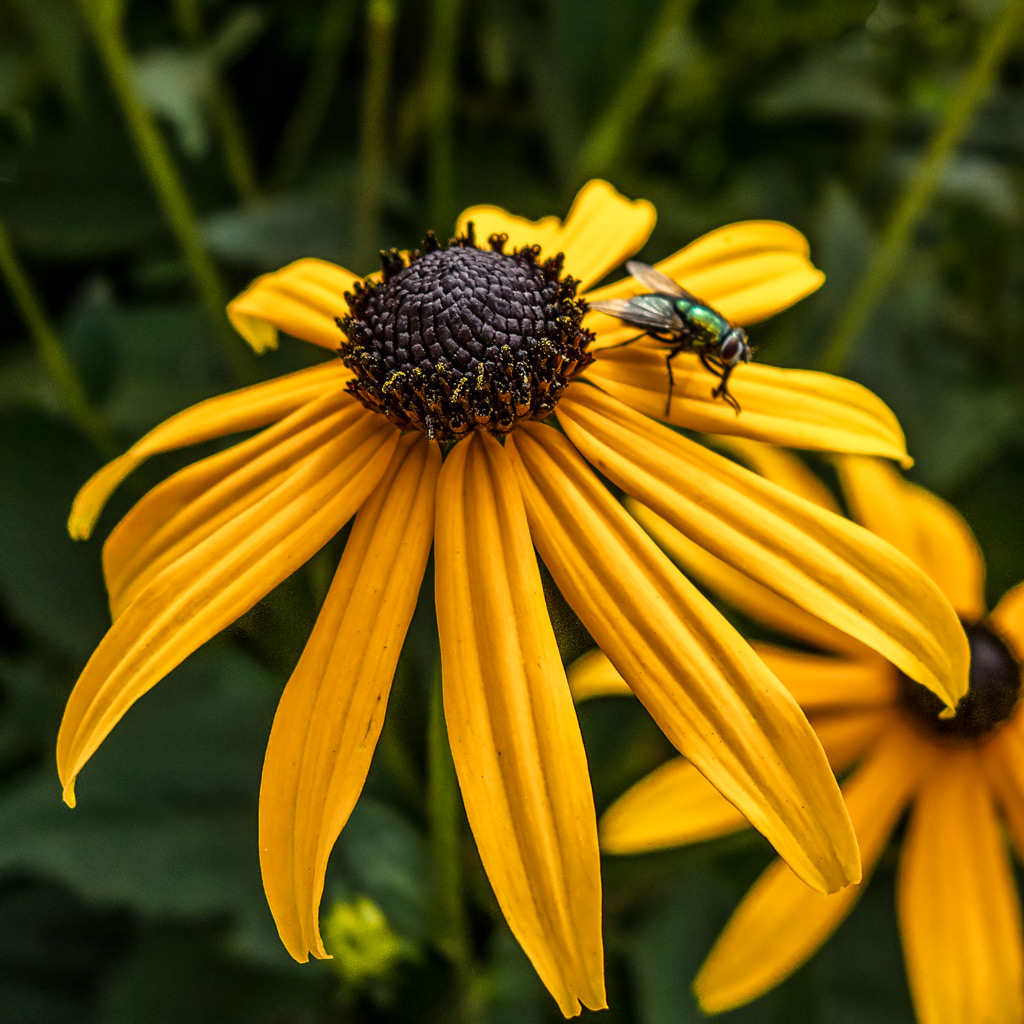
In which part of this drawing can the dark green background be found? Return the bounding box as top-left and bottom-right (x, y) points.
(1, 0), (1023, 1020)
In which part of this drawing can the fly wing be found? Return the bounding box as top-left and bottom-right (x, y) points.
(625, 260), (703, 304)
(589, 295), (683, 331)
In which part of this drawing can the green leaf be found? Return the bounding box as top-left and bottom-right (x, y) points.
(61, 277), (119, 406)
(0, 124), (159, 259)
(756, 57), (893, 123)
(816, 869), (914, 1023)
(103, 303), (230, 435)
(133, 48), (212, 159)
(0, 881), (122, 1024)
(202, 195), (355, 269)
(13, 0), (88, 115)
(335, 800), (431, 944)
(626, 868), (781, 1024)
(0, 411), (109, 661)
(97, 930), (325, 1024)
(0, 646), (277, 939)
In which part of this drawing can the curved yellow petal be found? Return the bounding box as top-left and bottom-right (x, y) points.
(695, 723), (935, 1014)
(507, 422), (859, 896)
(228, 259), (359, 352)
(712, 438), (840, 513)
(454, 206), (563, 258)
(259, 434), (439, 962)
(600, 708), (897, 858)
(981, 712), (1024, 863)
(751, 644), (896, 713)
(720, 438), (839, 509)
(434, 432), (605, 1017)
(567, 648), (633, 702)
(628, 499), (868, 658)
(600, 757), (749, 854)
(585, 220), (822, 332)
(584, 339), (911, 464)
(837, 456), (986, 623)
(990, 582), (1024, 663)
(899, 751), (1024, 1024)
(57, 412), (399, 806)
(68, 361), (351, 541)
(553, 180), (655, 290)
(104, 391), (358, 617)
(557, 386), (968, 708)
(457, 180), (655, 292)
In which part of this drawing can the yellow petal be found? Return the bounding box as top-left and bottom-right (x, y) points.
(228, 259), (359, 352)
(558, 385), (968, 708)
(980, 712), (1024, 873)
(990, 582), (1024, 663)
(713, 437), (840, 512)
(454, 206), (563, 258)
(751, 644), (896, 713)
(259, 434), (439, 962)
(552, 180), (655, 290)
(695, 722), (935, 1014)
(837, 456), (986, 622)
(810, 708), (896, 774)
(104, 391), (359, 617)
(457, 180), (655, 292)
(68, 360), (351, 541)
(584, 339), (911, 464)
(600, 707), (896, 857)
(628, 498), (868, 658)
(507, 422), (859, 895)
(57, 412), (399, 806)
(585, 220), (822, 332)
(434, 432), (605, 1017)
(899, 750), (1024, 1024)
(600, 757), (749, 854)
(567, 648), (633, 702)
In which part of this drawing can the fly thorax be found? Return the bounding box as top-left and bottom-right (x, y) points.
(682, 304), (726, 344)
(338, 228), (593, 441)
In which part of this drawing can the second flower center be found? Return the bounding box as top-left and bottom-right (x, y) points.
(898, 622), (1022, 740)
(338, 228), (593, 441)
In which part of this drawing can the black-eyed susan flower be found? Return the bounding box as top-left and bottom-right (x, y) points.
(582, 447), (1023, 1023)
(61, 181), (968, 1016)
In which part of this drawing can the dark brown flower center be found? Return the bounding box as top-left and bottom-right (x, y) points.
(898, 622), (1022, 740)
(337, 227), (593, 441)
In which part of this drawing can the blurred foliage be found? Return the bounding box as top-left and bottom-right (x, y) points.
(0, 0), (1023, 1020)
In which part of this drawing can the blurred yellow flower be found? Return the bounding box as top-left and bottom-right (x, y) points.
(584, 448), (1023, 1024)
(59, 180), (966, 1016)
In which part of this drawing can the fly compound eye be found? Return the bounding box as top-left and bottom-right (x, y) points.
(719, 331), (746, 366)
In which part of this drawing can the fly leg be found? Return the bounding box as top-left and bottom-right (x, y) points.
(664, 340), (690, 417)
(595, 331), (649, 353)
(697, 352), (742, 414)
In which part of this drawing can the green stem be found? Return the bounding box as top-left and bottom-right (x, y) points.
(817, 0), (1024, 374)
(427, 668), (477, 1021)
(270, 0), (356, 192)
(170, 0), (261, 203)
(209, 84), (262, 204)
(573, 0), (696, 181)
(77, 0), (254, 381)
(424, 0), (462, 228)
(353, 0), (398, 260)
(0, 218), (117, 455)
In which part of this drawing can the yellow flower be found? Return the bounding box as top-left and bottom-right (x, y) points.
(60, 180), (967, 1017)
(586, 448), (1024, 1023)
